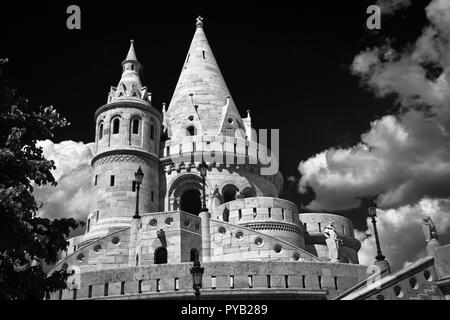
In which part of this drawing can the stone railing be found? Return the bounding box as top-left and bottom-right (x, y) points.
(49, 260), (369, 300)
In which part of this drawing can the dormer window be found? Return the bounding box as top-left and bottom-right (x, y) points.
(113, 118), (120, 134)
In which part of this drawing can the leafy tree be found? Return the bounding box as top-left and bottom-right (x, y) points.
(0, 59), (83, 300)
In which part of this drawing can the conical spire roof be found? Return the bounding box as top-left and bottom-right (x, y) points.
(166, 17), (244, 141)
(123, 39), (138, 63)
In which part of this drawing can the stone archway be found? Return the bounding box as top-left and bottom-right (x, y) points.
(180, 189), (202, 215)
(154, 247), (167, 264)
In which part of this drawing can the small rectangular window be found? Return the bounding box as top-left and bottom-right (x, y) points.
(334, 276), (338, 290)
(166, 147), (170, 156)
(150, 125), (155, 140)
(318, 222), (321, 232)
(268, 208), (272, 219)
(138, 280), (142, 294)
(238, 209), (242, 220)
(281, 209), (285, 220)
(110, 175), (115, 186)
(132, 181), (136, 192)
(156, 279), (160, 292)
(285, 275), (289, 288)
(211, 276), (216, 289)
(151, 191), (154, 202)
(174, 278), (179, 291)
(302, 275), (306, 288)
(88, 285), (92, 298)
(267, 275), (271, 288)
(304, 223), (307, 230)
(202, 50), (206, 59)
(318, 276), (322, 290)
(120, 282), (125, 295)
(94, 175), (98, 186)
(73, 288), (77, 300)
(104, 283), (109, 296)
(248, 275), (253, 288)
(230, 275), (234, 289)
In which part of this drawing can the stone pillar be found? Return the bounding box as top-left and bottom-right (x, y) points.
(128, 218), (141, 267)
(199, 210), (211, 262)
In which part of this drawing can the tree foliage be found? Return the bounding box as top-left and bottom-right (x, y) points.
(0, 59), (83, 300)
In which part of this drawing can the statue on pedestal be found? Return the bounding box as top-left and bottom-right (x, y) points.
(323, 218), (342, 262)
(422, 216), (439, 243)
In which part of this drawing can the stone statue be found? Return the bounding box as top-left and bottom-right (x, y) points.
(422, 216), (439, 243)
(323, 218), (342, 262)
(210, 185), (222, 209)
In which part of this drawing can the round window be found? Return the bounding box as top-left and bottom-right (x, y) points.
(274, 244), (282, 254)
(218, 227), (226, 234)
(254, 238), (264, 247)
(112, 237), (120, 245)
(293, 252), (301, 261)
(149, 219), (158, 227)
(236, 231), (244, 240)
(188, 115), (194, 121)
(184, 219), (191, 227)
(94, 245), (102, 253)
(228, 118), (234, 124)
(165, 217), (174, 226)
(376, 295), (385, 300)
(76, 253), (84, 262)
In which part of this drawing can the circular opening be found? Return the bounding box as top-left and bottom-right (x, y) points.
(184, 219), (191, 227)
(293, 252), (301, 261)
(112, 237), (120, 245)
(195, 223), (200, 231)
(409, 277), (418, 290)
(376, 295), (385, 300)
(254, 238), (264, 247)
(228, 117), (234, 124)
(274, 244), (282, 254)
(76, 253), (84, 262)
(235, 231), (244, 240)
(94, 245), (102, 253)
(218, 227), (226, 234)
(149, 219), (158, 227)
(165, 217), (174, 226)
(188, 116), (194, 121)
(424, 269), (433, 282)
(393, 285), (403, 298)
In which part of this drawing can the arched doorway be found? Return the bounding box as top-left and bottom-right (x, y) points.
(222, 184), (239, 203)
(154, 247), (167, 264)
(190, 248), (199, 262)
(180, 189), (202, 215)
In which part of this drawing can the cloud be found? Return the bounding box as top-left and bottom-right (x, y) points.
(297, 0), (450, 270)
(356, 198), (450, 271)
(376, 0), (412, 15)
(34, 140), (95, 225)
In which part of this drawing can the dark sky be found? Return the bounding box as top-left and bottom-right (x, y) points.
(1, 1), (430, 224)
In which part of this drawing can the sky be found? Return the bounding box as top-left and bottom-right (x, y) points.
(2, 0), (450, 271)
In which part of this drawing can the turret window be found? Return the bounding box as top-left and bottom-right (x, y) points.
(98, 123), (104, 140)
(150, 125), (155, 140)
(113, 118), (120, 134)
(110, 175), (115, 186)
(132, 119), (139, 134)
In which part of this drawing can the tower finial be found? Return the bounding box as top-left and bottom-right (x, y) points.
(196, 15), (204, 29)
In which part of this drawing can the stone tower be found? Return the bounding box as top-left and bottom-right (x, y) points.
(83, 40), (163, 243)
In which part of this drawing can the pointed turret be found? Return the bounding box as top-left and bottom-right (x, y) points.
(166, 17), (245, 141)
(108, 40), (147, 102)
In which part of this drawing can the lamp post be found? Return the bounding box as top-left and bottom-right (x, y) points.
(190, 259), (204, 299)
(133, 166), (144, 219)
(198, 162), (208, 212)
(368, 206), (385, 261)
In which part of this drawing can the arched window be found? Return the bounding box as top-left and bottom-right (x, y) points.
(242, 187), (256, 198)
(190, 249), (199, 262)
(112, 118), (120, 134)
(180, 189), (202, 215)
(154, 247), (168, 264)
(150, 124), (155, 140)
(98, 123), (104, 140)
(132, 119), (139, 134)
(186, 126), (196, 136)
(222, 184), (239, 203)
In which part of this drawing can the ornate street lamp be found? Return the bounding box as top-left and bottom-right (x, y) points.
(198, 162), (208, 212)
(190, 259), (204, 299)
(368, 205), (386, 262)
(133, 166), (144, 219)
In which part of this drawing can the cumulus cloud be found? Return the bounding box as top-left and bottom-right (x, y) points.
(376, 0), (412, 15)
(297, 0), (450, 270)
(33, 140), (95, 224)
